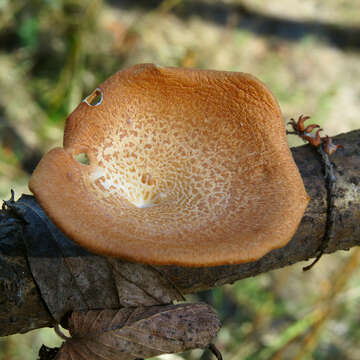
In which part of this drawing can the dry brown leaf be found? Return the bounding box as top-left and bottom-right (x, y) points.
(55, 303), (220, 360)
(14, 195), (183, 322)
(107, 258), (184, 306)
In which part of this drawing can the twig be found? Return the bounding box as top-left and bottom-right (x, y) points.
(286, 115), (343, 271)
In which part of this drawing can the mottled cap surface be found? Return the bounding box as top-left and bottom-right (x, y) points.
(29, 64), (309, 266)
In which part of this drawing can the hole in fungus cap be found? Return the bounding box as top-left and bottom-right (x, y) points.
(83, 88), (103, 106)
(29, 64), (309, 267)
(75, 153), (90, 166)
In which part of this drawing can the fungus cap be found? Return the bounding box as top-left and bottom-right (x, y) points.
(29, 64), (309, 267)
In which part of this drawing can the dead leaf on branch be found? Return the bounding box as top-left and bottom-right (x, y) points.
(11, 195), (183, 322)
(55, 303), (220, 360)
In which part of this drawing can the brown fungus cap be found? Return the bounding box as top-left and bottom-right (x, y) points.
(29, 64), (309, 267)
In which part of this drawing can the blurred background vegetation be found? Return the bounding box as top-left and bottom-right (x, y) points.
(0, 0), (360, 359)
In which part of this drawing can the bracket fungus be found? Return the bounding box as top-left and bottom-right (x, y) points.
(29, 64), (309, 267)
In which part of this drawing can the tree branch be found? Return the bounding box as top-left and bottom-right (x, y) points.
(1, 130), (359, 337)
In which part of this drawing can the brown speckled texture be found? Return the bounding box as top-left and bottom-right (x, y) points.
(29, 64), (308, 266)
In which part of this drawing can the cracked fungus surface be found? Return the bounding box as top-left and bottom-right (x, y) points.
(89, 114), (234, 229)
(89, 122), (253, 237)
(29, 64), (309, 265)
(80, 69), (271, 239)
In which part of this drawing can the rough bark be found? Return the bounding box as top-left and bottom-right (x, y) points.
(0, 130), (359, 338)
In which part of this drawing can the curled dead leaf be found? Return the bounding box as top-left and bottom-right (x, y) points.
(13, 195), (183, 323)
(55, 303), (220, 360)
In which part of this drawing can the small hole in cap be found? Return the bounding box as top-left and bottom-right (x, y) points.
(84, 88), (103, 106)
(75, 153), (90, 165)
